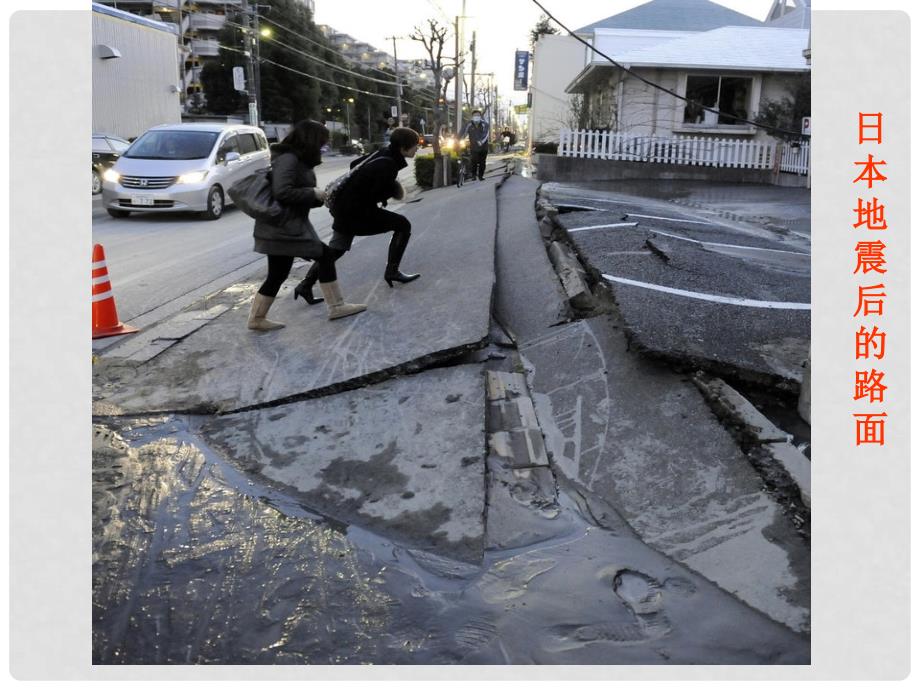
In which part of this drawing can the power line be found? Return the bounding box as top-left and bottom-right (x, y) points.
(254, 54), (439, 114)
(242, 16), (441, 102)
(226, 20), (401, 88)
(257, 13), (416, 84)
(527, 0), (809, 139)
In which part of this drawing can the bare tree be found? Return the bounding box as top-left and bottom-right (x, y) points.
(411, 18), (460, 186)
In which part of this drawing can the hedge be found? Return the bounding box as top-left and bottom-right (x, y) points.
(532, 141), (559, 154)
(414, 152), (462, 188)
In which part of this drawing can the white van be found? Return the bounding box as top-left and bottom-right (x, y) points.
(101, 123), (271, 220)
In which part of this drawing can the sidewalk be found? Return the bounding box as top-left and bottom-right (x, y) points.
(93, 162), (809, 662)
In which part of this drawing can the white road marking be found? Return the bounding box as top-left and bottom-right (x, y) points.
(649, 229), (809, 256)
(568, 221), (809, 256)
(624, 213), (713, 225)
(602, 274), (811, 310)
(569, 222), (639, 233)
(557, 204), (605, 211)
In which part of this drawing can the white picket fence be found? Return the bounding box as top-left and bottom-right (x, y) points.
(778, 140), (810, 175)
(558, 129), (809, 175)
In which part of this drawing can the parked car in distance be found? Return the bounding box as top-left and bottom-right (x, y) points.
(101, 123), (271, 220)
(418, 133), (435, 148)
(92, 133), (131, 195)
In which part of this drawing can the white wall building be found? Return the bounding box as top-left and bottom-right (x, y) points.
(92, 3), (183, 138)
(527, 0), (765, 146)
(565, 26), (810, 142)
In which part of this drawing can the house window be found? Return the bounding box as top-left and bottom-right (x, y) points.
(683, 75), (752, 125)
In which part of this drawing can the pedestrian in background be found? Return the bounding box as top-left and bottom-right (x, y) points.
(250, 119), (365, 329)
(384, 117), (397, 144)
(293, 127), (421, 298)
(461, 109), (490, 181)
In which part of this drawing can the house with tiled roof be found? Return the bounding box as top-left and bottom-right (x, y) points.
(528, 0), (765, 147)
(563, 23), (810, 143)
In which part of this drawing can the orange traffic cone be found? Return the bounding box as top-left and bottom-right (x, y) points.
(92, 243), (139, 339)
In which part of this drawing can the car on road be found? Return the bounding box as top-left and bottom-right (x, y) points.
(101, 123), (271, 220)
(92, 133), (131, 195)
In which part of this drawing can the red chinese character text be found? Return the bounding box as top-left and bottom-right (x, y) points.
(855, 326), (886, 360)
(853, 154), (888, 189)
(858, 112), (883, 144)
(853, 241), (887, 274)
(854, 369), (887, 402)
(852, 197), (888, 230)
(853, 284), (886, 317)
(854, 413), (887, 446)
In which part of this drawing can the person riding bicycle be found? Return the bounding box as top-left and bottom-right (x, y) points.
(460, 109), (489, 181)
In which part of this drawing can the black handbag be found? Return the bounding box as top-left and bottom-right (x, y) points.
(228, 167), (284, 222)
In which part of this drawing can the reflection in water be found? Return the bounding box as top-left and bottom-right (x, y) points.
(93, 416), (808, 665)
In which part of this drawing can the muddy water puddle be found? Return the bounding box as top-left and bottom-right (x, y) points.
(93, 415), (808, 665)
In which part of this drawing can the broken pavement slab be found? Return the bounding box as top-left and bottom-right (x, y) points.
(520, 315), (811, 634)
(494, 176), (571, 345)
(199, 364), (487, 563)
(93, 181), (499, 414)
(541, 184), (810, 389)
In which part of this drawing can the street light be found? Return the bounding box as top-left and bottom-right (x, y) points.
(344, 97), (354, 141)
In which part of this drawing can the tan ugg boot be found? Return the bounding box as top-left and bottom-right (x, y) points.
(319, 281), (366, 320)
(247, 293), (285, 330)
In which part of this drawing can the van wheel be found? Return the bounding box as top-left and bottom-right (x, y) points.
(202, 185), (224, 220)
(107, 209), (130, 218)
(92, 169), (102, 195)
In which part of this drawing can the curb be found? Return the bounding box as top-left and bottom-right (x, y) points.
(693, 374), (811, 510)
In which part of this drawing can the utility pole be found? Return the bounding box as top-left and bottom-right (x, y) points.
(469, 32), (476, 112)
(386, 35), (403, 121)
(454, 0), (466, 134)
(453, 16), (461, 134)
(253, 9), (262, 126)
(240, 0), (258, 126)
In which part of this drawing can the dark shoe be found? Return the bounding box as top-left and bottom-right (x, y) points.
(384, 266), (421, 287)
(292, 265), (323, 305)
(384, 231), (420, 287)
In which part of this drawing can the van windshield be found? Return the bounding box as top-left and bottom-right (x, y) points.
(123, 131), (219, 160)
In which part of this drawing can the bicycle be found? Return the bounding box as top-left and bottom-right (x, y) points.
(456, 150), (472, 187)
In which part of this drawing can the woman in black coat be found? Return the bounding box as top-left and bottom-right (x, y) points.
(292, 127), (420, 303)
(249, 120), (365, 330)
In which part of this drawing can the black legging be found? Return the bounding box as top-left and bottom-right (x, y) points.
(258, 246), (338, 297)
(330, 207), (411, 254)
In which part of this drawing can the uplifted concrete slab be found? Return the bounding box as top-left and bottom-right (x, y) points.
(520, 316), (811, 634)
(494, 176), (570, 345)
(94, 181), (499, 414)
(198, 364), (487, 563)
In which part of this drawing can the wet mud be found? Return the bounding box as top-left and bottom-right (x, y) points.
(93, 416), (808, 664)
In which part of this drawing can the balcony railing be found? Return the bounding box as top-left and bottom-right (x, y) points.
(189, 12), (227, 32)
(190, 38), (220, 57)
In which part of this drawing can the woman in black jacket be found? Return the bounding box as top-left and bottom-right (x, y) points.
(249, 120), (365, 330)
(292, 127), (420, 303)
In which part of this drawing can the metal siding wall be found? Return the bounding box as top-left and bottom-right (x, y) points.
(92, 13), (182, 138)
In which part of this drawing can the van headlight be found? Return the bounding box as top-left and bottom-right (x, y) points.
(178, 170), (208, 184)
(102, 169), (121, 183)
